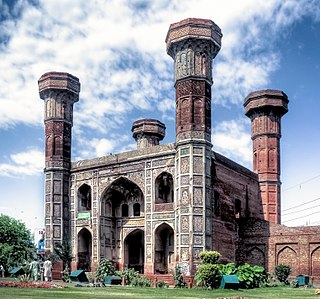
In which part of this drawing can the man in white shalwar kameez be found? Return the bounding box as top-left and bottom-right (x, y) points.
(43, 259), (52, 282)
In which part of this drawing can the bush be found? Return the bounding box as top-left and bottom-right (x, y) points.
(116, 268), (139, 285)
(95, 259), (115, 282)
(173, 265), (186, 288)
(275, 264), (291, 284)
(194, 264), (221, 289)
(156, 280), (169, 288)
(220, 263), (237, 275)
(131, 275), (151, 287)
(199, 251), (221, 264)
(236, 263), (267, 289)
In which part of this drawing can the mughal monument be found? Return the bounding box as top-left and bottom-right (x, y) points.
(38, 18), (320, 282)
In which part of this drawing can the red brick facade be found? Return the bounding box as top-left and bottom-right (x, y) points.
(39, 18), (320, 283)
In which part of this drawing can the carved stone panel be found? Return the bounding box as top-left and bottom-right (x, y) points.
(193, 216), (203, 232)
(181, 215), (189, 233)
(180, 157), (190, 174)
(181, 188), (189, 205)
(193, 157), (203, 174)
(181, 247), (189, 261)
(193, 187), (203, 206)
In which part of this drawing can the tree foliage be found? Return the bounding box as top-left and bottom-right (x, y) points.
(0, 214), (35, 271)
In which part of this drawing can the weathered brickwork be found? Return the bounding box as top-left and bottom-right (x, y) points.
(40, 18), (320, 282)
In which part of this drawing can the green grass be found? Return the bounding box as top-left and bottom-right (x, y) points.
(0, 285), (318, 299)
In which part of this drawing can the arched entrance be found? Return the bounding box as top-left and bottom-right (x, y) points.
(124, 229), (144, 273)
(78, 228), (92, 271)
(154, 223), (174, 274)
(100, 177), (144, 266)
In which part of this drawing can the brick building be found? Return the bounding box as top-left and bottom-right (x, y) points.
(38, 18), (320, 281)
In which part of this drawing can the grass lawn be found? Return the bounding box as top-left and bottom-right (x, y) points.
(0, 285), (318, 299)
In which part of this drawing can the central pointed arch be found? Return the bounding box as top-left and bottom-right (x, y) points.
(99, 177), (145, 267)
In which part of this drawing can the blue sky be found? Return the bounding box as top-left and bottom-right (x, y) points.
(0, 0), (320, 231)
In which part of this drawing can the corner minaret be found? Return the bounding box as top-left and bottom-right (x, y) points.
(166, 18), (222, 275)
(39, 72), (80, 252)
(244, 89), (288, 224)
(166, 18), (222, 143)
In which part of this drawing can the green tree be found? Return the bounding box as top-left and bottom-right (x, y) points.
(0, 214), (35, 272)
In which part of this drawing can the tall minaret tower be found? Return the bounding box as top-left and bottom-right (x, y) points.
(244, 90), (288, 224)
(166, 18), (222, 274)
(39, 72), (80, 252)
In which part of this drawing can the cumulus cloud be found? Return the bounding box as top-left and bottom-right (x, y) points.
(1, 0), (320, 161)
(212, 118), (252, 167)
(0, 148), (44, 177)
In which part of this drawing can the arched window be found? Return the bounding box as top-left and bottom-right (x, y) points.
(78, 184), (92, 211)
(155, 172), (174, 204)
(133, 203), (140, 217)
(122, 204), (128, 217)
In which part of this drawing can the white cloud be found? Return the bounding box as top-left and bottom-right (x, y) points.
(1, 0), (320, 163)
(0, 148), (44, 177)
(212, 118), (252, 167)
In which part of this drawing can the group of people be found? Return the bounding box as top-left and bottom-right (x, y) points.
(29, 258), (52, 281)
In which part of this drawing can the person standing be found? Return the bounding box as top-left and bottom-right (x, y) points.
(0, 264), (5, 278)
(43, 259), (52, 282)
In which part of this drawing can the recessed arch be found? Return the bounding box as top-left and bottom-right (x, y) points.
(247, 246), (265, 268)
(100, 177), (144, 218)
(155, 172), (174, 204)
(154, 223), (174, 274)
(77, 227), (92, 271)
(277, 246), (298, 275)
(78, 184), (92, 212)
(124, 229), (144, 273)
(311, 246), (320, 276)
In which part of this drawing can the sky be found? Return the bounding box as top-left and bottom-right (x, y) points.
(0, 0), (320, 232)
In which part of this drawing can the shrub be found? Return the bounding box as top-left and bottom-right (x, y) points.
(156, 280), (169, 288)
(116, 268), (139, 285)
(199, 251), (221, 264)
(131, 275), (151, 287)
(61, 265), (71, 283)
(173, 265), (186, 288)
(95, 259), (115, 282)
(220, 263), (237, 275)
(275, 264), (291, 284)
(194, 264), (221, 289)
(236, 263), (267, 289)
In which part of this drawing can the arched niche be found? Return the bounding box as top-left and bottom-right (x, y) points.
(277, 246), (298, 275)
(78, 184), (92, 212)
(247, 246), (265, 268)
(77, 228), (92, 271)
(124, 229), (144, 273)
(155, 172), (174, 204)
(100, 177), (144, 218)
(311, 246), (320, 276)
(154, 223), (174, 274)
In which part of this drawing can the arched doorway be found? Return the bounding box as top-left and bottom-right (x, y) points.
(78, 228), (92, 271)
(100, 177), (144, 265)
(154, 223), (174, 274)
(124, 229), (144, 273)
